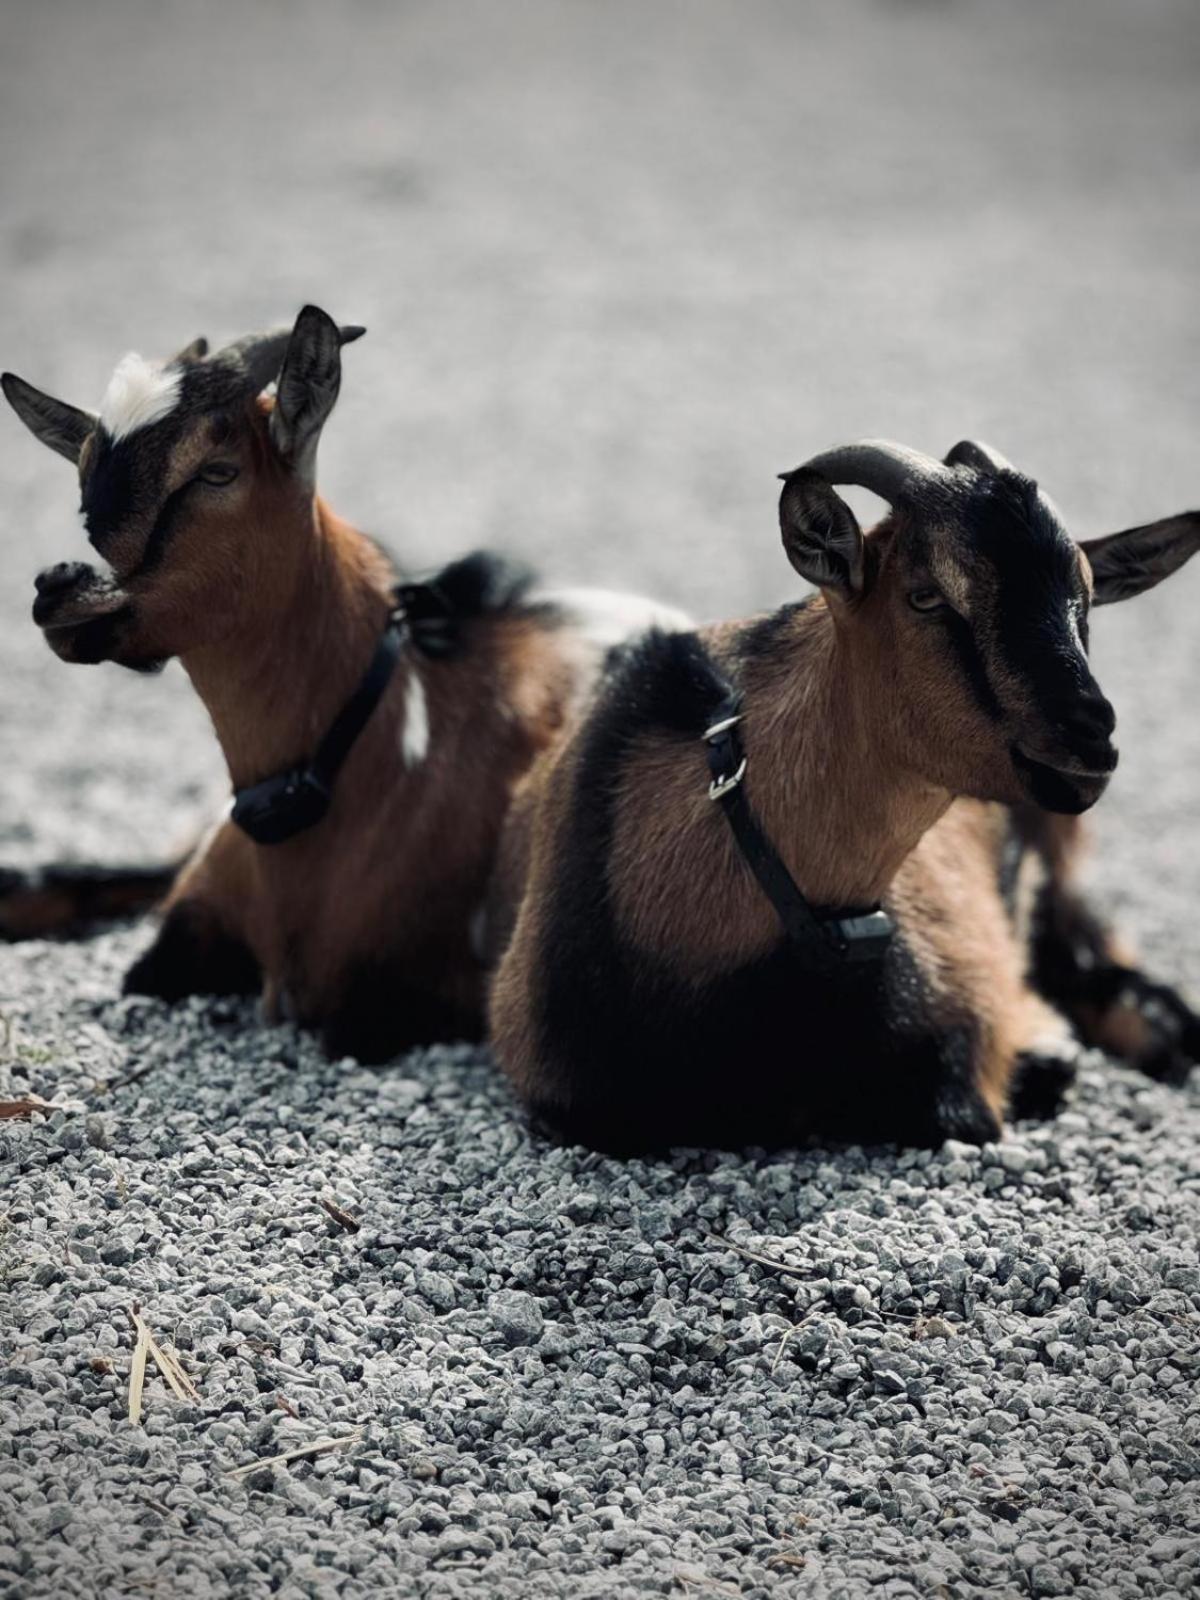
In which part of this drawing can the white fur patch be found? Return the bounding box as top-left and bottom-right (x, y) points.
(99, 352), (182, 441)
(402, 668), (430, 767)
(539, 587), (693, 650)
(1027, 1031), (1081, 1064)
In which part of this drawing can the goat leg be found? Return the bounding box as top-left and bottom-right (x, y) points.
(123, 821), (260, 1002)
(1029, 876), (1198, 1085)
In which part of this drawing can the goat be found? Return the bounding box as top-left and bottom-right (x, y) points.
(489, 438), (1200, 1151)
(2, 306), (688, 1060)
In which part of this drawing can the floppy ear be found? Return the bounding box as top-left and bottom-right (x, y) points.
(269, 305), (363, 481)
(1, 373), (95, 465)
(779, 469), (865, 599)
(1081, 512), (1200, 605)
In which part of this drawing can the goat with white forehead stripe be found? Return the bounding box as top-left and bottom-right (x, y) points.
(98, 353), (183, 442)
(490, 438), (1200, 1152)
(2, 305), (689, 1058)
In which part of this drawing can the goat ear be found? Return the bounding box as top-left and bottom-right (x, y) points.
(269, 305), (358, 480)
(778, 469), (865, 599)
(172, 336), (209, 365)
(1, 373), (95, 465)
(1081, 512), (1200, 606)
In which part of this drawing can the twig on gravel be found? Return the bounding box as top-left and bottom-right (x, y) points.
(672, 1571), (745, 1598)
(317, 1195), (361, 1232)
(710, 1233), (809, 1279)
(224, 1429), (364, 1480)
(767, 1550), (807, 1571)
(0, 1091), (84, 1119)
(275, 1394), (300, 1419)
(133, 1491), (181, 1521)
(103, 1060), (164, 1093)
(126, 1304), (200, 1423)
(770, 1311), (820, 1375)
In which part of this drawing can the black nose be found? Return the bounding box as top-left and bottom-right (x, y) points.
(35, 561), (91, 597)
(1057, 688), (1118, 768)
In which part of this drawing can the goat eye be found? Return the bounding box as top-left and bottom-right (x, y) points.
(196, 462), (239, 487)
(908, 587), (945, 613)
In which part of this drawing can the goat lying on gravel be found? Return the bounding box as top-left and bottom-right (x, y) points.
(489, 439), (1200, 1151)
(1, 306), (686, 1059)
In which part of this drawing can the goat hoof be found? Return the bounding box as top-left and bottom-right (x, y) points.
(124, 907), (259, 1003)
(1125, 979), (1200, 1086)
(912, 1086), (1002, 1148)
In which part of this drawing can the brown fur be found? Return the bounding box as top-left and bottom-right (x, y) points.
(145, 500), (585, 1040)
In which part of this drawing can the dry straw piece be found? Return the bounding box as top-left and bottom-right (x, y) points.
(0, 1091), (85, 1119)
(224, 1429), (365, 1480)
(317, 1195), (361, 1232)
(126, 1304), (200, 1425)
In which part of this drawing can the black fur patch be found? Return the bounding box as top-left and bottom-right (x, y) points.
(1009, 1048), (1077, 1121)
(0, 862), (176, 941)
(52, 607), (133, 665)
(321, 965), (484, 1064)
(965, 471), (1092, 707)
(527, 628), (999, 1152)
(425, 550), (538, 621)
(733, 598), (814, 663)
(123, 903), (260, 1002)
(394, 550), (542, 659)
(939, 607), (1003, 722)
(134, 477), (203, 576)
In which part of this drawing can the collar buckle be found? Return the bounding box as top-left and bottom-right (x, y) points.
(708, 760), (747, 801)
(830, 908), (897, 963)
(703, 713), (747, 800)
(701, 693), (892, 967)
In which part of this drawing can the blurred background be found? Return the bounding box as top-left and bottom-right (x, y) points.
(0, 0), (1196, 969)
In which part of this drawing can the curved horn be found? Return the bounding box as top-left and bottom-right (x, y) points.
(170, 336), (209, 367)
(944, 438), (1014, 475)
(787, 439), (950, 504)
(215, 328), (295, 395)
(214, 318), (366, 396)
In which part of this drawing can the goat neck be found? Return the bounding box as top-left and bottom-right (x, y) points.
(733, 599), (952, 909)
(180, 494), (396, 790)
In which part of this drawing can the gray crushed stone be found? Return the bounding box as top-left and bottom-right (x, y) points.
(3, 1), (1200, 1596)
(2, 933), (1199, 1599)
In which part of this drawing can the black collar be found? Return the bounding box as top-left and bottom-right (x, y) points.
(230, 580), (453, 846)
(702, 694), (895, 964)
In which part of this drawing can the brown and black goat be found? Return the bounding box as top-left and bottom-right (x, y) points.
(1, 306), (688, 1059)
(489, 439), (1200, 1151)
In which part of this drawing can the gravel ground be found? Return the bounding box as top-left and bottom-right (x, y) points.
(1, 2), (1198, 1597)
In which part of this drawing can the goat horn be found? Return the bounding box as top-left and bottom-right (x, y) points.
(215, 320), (365, 394)
(944, 438), (1014, 475)
(215, 329), (295, 396)
(788, 440), (950, 504)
